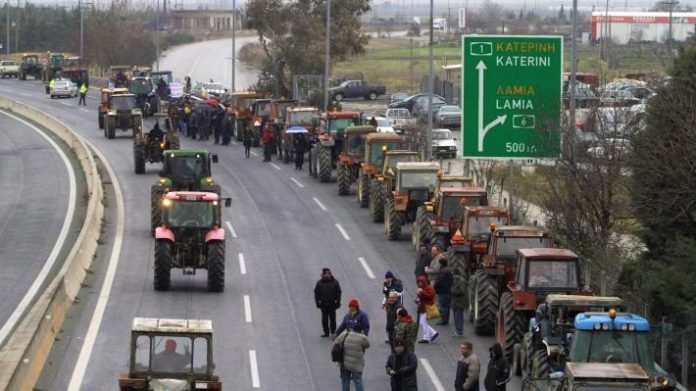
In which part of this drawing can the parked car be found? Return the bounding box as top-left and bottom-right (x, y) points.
(563, 85), (598, 108)
(384, 108), (416, 133)
(50, 79), (78, 98)
(0, 60), (19, 78)
(389, 92), (409, 104)
(586, 138), (631, 160)
(413, 98), (448, 122)
(436, 105), (461, 127)
(387, 93), (447, 113)
(619, 85), (655, 100)
(599, 89), (641, 107)
(432, 128), (458, 158)
(329, 79), (386, 101)
(191, 82), (226, 98)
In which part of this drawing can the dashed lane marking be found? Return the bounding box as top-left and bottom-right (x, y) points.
(420, 358), (446, 391)
(79, 108), (89, 113)
(335, 223), (351, 241)
(238, 253), (246, 275)
(249, 350), (261, 388)
(250, 151), (259, 157)
(358, 257), (376, 279)
(225, 221), (238, 238)
(290, 177), (304, 188)
(312, 197), (327, 211)
(269, 162), (281, 170)
(244, 295), (252, 322)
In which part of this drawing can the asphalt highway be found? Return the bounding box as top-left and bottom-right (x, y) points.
(0, 76), (523, 390)
(0, 108), (79, 346)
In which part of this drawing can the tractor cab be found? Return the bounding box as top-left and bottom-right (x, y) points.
(394, 162), (439, 198)
(129, 76), (157, 115)
(159, 150), (219, 191)
(118, 317), (221, 391)
(150, 70), (173, 84)
(365, 135), (405, 171)
(161, 192), (229, 229)
(343, 125), (375, 158)
(524, 363), (651, 391)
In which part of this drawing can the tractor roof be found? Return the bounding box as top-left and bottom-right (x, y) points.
(546, 294), (623, 308)
(464, 206), (509, 215)
(231, 91), (264, 97)
(165, 191), (220, 201)
(565, 363), (649, 382)
(574, 312), (650, 331)
(325, 111), (361, 119)
(345, 125), (376, 135)
(101, 87), (129, 94)
(287, 107), (319, 112)
(442, 186), (486, 194)
(111, 93), (136, 98)
(493, 225), (549, 237)
(396, 162), (440, 171)
(517, 247), (578, 260)
(132, 317), (213, 334)
(366, 132), (402, 142)
(385, 150), (418, 156)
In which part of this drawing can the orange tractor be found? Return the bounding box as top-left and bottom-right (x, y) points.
(357, 133), (405, 208)
(337, 125), (376, 195)
(369, 150), (421, 223)
(229, 91), (265, 145)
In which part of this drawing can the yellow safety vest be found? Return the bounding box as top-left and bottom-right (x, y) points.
(49, 79), (55, 88)
(79, 84), (87, 94)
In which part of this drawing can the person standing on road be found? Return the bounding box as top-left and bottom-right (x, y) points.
(415, 276), (438, 344)
(455, 341), (481, 391)
(414, 243), (431, 279)
(394, 308), (418, 354)
(385, 339), (418, 391)
(335, 322), (370, 391)
(78, 82), (87, 106)
(425, 244), (445, 285)
(261, 124), (274, 162)
(451, 268), (467, 337)
(433, 257), (453, 326)
(294, 134), (307, 170)
(335, 299), (371, 337)
(314, 268), (342, 337)
(484, 343), (510, 391)
(242, 127), (252, 158)
(382, 270), (404, 307)
(385, 292), (399, 351)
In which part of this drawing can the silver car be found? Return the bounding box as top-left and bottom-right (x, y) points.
(50, 79), (78, 99)
(436, 105), (461, 127)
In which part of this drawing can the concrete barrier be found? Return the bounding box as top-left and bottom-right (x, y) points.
(0, 97), (104, 390)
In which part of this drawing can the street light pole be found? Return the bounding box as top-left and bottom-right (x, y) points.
(80, 0), (84, 60)
(231, 0), (235, 92)
(155, 0), (160, 71)
(323, 0), (331, 112)
(5, 0), (9, 55)
(426, 0), (434, 160)
(569, 0), (578, 149)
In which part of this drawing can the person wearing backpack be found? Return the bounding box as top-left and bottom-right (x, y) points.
(333, 322), (370, 391)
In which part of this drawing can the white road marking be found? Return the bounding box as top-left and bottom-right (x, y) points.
(230, 141), (237, 145)
(244, 295), (252, 323)
(19, 92), (30, 96)
(58, 101), (73, 107)
(290, 177), (304, 188)
(269, 162), (281, 170)
(250, 151), (259, 157)
(225, 221), (238, 238)
(67, 140), (125, 391)
(249, 350), (261, 388)
(335, 223), (351, 241)
(312, 197), (327, 211)
(238, 253), (246, 275)
(0, 111), (77, 347)
(420, 358), (446, 391)
(357, 257), (376, 279)
(79, 108), (89, 113)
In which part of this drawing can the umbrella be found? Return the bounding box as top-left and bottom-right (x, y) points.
(286, 126), (309, 134)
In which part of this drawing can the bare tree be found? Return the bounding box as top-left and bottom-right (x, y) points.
(480, 0), (503, 34)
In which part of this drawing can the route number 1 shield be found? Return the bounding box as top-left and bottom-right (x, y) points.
(461, 35), (563, 158)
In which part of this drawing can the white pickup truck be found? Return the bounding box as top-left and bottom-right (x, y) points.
(0, 61), (20, 78)
(384, 108), (417, 134)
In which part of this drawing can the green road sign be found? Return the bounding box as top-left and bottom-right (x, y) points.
(462, 35), (563, 158)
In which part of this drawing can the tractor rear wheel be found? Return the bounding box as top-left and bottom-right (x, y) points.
(106, 118), (115, 139)
(358, 174), (369, 208)
(207, 241), (225, 292)
(430, 233), (447, 253)
(369, 179), (384, 222)
(511, 343), (523, 376)
(154, 240), (172, 291)
(412, 206), (429, 249)
(446, 249), (467, 277)
(98, 112), (104, 129)
(317, 147), (332, 182)
(385, 197), (402, 240)
(337, 164), (350, 195)
(498, 291), (526, 363)
(134, 141), (146, 174)
(473, 269), (498, 336)
(532, 349), (550, 379)
(150, 187), (163, 236)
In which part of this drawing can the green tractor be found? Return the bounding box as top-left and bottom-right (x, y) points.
(150, 150), (220, 235)
(103, 93), (143, 139)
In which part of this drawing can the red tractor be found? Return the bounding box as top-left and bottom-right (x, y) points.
(153, 191), (231, 292)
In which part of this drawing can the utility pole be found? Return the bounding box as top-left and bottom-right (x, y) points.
(323, 0), (331, 112)
(155, 0), (160, 71)
(14, 0), (17, 52)
(5, 0), (9, 55)
(231, 0), (235, 92)
(80, 0), (84, 60)
(662, 0), (679, 57)
(569, 0), (578, 151)
(426, 0), (434, 160)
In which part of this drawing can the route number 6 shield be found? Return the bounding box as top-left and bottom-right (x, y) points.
(461, 35), (563, 159)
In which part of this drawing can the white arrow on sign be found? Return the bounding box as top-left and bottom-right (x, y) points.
(476, 60), (506, 152)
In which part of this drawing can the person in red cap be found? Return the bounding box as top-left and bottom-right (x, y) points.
(335, 299), (371, 337)
(152, 339), (190, 372)
(416, 276), (439, 343)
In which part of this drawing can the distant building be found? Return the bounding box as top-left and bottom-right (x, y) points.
(169, 9), (240, 32)
(591, 11), (696, 44)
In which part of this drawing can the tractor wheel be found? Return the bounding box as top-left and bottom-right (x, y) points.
(369, 179), (384, 222)
(532, 348), (550, 379)
(385, 197), (402, 240)
(468, 273), (476, 323)
(473, 269), (498, 336)
(498, 291), (526, 363)
(168, 134), (180, 150)
(317, 147), (332, 183)
(512, 343), (523, 377)
(412, 206), (429, 249)
(337, 164), (350, 195)
(446, 249), (467, 278)
(430, 233), (447, 253)
(134, 141), (146, 174)
(150, 187), (163, 236)
(106, 119), (115, 139)
(357, 174), (369, 208)
(98, 112), (104, 129)
(154, 240), (172, 291)
(207, 241), (225, 292)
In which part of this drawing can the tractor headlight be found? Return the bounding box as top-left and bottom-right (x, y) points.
(162, 198), (172, 207)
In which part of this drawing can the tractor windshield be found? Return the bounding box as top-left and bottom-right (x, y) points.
(369, 142), (403, 166)
(25, 56), (38, 64)
(496, 236), (552, 258)
(134, 334), (209, 374)
(111, 95), (137, 110)
(466, 215), (509, 239)
(571, 330), (654, 370)
(165, 156), (210, 180)
(526, 259), (578, 289)
(288, 111), (319, 125)
(166, 201), (216, 228)
(255, 101), (273, 117)
(345, 134), (367, 156)
(130, 78), (153, 95)
(328, 118), (359, 135)
(441, 196), (465, 221)
(400, 171), (438, 191)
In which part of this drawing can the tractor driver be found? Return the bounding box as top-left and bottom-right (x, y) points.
(149, 121), (164, 142)
(152, 339), (191, 372)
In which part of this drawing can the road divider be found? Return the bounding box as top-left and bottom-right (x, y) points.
(0, 96), (104, 391)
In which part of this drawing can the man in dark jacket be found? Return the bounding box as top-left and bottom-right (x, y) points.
(386, 339), (418, 391)
(382, 270), (404, 307)
(335, 299), (370, 337)
(385, 292), (399, 352)
(242, 127), (252, 158)
(314, 268), (341, 337)
(433, 258), (453, 326)
(484, 343), (510, 391)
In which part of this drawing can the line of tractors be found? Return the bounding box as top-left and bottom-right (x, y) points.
(14, 51), (89, 93)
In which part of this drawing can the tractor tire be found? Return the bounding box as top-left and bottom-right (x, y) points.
(168, 135), (180, 150)
(207, 241), (225, 292)
(385, 197), (402, 240)
(317, 147), (332, 183)
(357, 174), (369, 208)
(154, 240), (172, 291)
(473, 269), (498, 336)
(411, 206), (430, 249)
(468, 274), (476, 323)
(512, 343), (523, 377)
(446, 249), (467, 278)
(98, 112), (104, 129)
(430, 233), (447, 253)
(498, 291), (526, 363)
(369, 179), (384, 222)
(337, 164), (350, 195)
(532, 348), (550, 379)
(134, 142), (146, 174)
(106, 119), (115, 139)
(150, 187), (163, 236)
